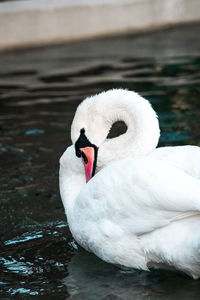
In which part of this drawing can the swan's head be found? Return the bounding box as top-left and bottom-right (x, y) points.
(71, 89), (160, 182)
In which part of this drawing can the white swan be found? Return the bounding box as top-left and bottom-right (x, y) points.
(59, 89), (200, 279)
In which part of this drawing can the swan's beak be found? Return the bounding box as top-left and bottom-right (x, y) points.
(80, 147), (96, 183)
(75, 128), (98, 183)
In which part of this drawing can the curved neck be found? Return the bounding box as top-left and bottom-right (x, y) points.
(59, 146), (85, 213)
(97, 90), (160, 168)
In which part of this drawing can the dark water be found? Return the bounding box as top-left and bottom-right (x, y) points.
(0, 23), (200, 299)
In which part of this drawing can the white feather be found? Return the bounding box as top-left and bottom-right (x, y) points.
(59, 89), (200, 279)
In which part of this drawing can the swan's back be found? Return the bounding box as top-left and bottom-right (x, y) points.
(151, 145), (200, 179)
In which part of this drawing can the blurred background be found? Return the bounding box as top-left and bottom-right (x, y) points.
(0, 0), (200, 299)
(0, 0), (200, 49)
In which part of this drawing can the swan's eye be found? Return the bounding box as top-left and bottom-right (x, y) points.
(107, 121), (127, 139)
(76, 149), (81, 157)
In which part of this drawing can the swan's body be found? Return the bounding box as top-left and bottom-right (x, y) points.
(59, 89), (200, 279)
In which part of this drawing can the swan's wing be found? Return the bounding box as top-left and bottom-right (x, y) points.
(150, 145), (200, 179)
(79, 156), (200, 236)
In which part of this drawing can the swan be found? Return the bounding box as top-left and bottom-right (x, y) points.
(59, 89), (200, 279)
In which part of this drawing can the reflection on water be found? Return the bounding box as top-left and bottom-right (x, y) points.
(64, 250), (199, 300)
(0, 23), (200, 298)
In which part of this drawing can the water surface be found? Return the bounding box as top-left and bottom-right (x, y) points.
(0, 23), (200, 299)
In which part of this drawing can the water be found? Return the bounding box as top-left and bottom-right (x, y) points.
(0, 23), (200, 298)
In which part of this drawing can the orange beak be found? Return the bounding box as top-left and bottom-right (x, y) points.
(80, 147), (95, 183)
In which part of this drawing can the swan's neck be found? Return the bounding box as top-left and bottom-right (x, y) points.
(98, 91), (160, 168)
(59, 146), (85, 213)
(71, 89), (160, 170)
